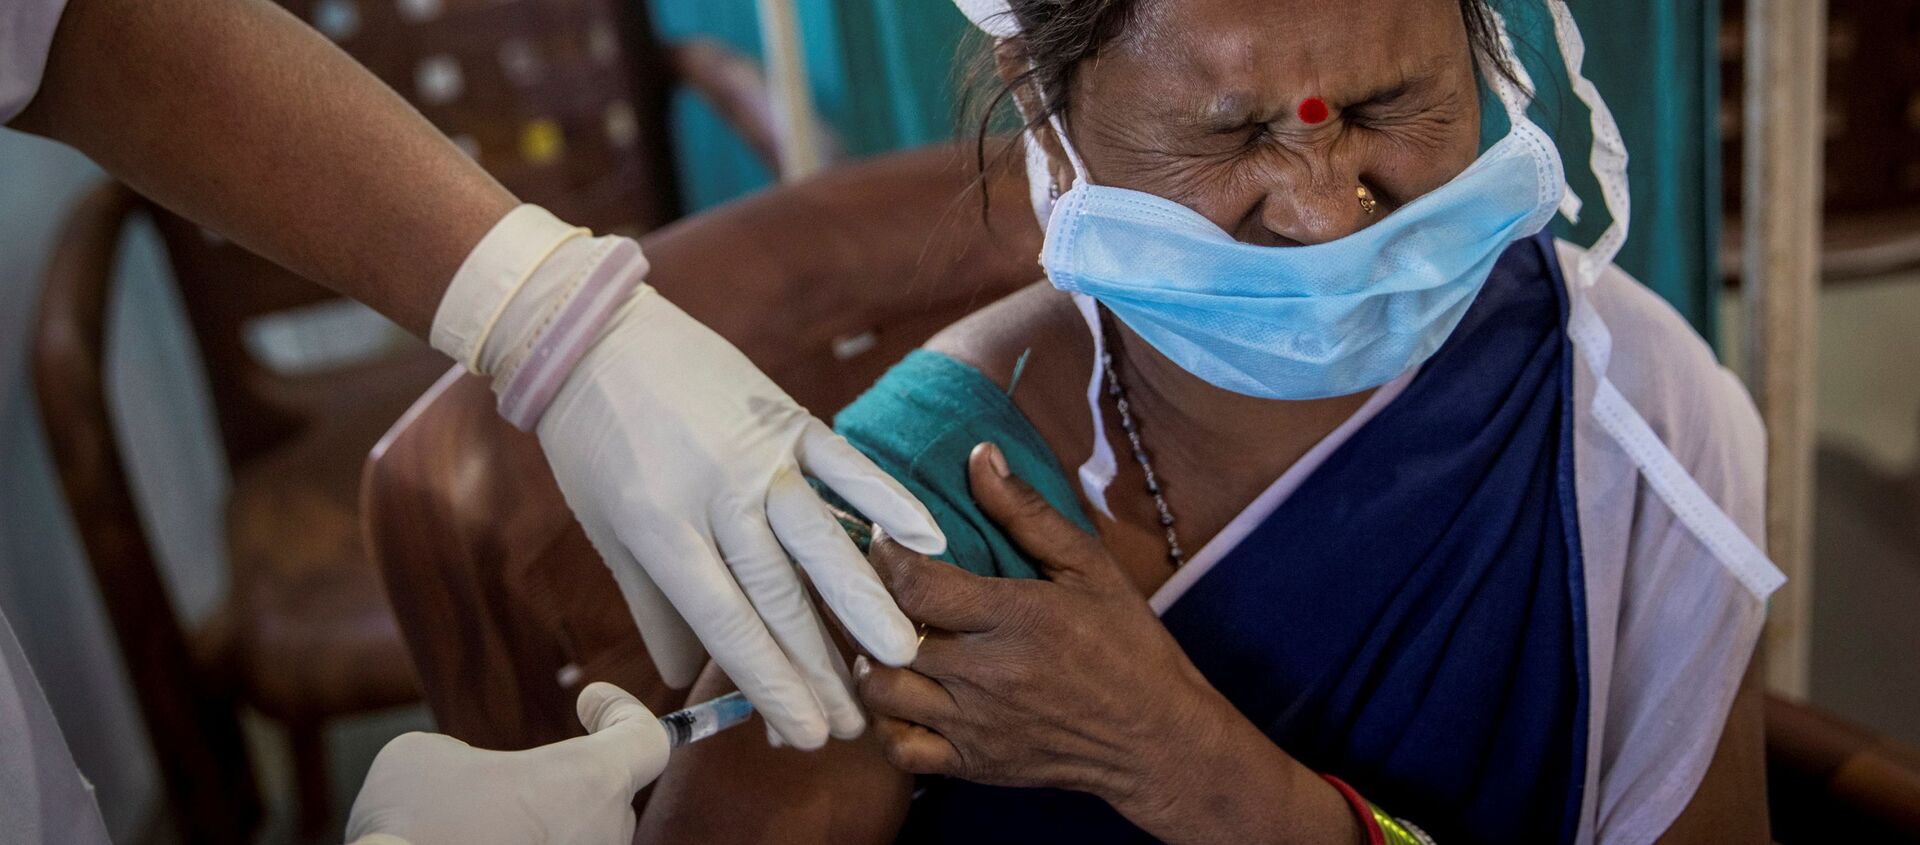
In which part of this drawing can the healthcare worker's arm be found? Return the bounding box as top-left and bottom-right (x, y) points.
(9, 0), (947, 748)
(9, 0), (508, 335)
(344, 683), (669, 845)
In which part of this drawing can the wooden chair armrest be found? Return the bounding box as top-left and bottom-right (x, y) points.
(1766, 694), (1920, 841)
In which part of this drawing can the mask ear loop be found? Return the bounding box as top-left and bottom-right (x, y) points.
(1044, 107), (1120, 516)
(1483, 12), (1538, 120)
(1045, 112), (1092, 185)
(1011, 70), (1119, 515)
(1023, 129), (1058, 225)
(1010, 80), (1066, 225)
(1049, 122), (1120, 515)
(1482, 11), (1585, 228)
(1013, 84), (1094, 223)
(1072, 292), (1119, 517)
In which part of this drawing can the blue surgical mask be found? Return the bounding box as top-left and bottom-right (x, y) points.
(1037, 68), (1566, 401)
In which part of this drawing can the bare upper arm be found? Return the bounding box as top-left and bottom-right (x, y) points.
(1650, 655), (1770, 844)
(921, 281), (1105, 469)
(923, 282), (1086, 390)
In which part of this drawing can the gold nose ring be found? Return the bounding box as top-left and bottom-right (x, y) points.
(1357, 185), (1378, 216)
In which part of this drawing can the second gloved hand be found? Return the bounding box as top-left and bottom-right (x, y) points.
(432, 206), (947, 749)
(346, 683), (668, 845)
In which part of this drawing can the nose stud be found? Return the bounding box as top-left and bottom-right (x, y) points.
(1357, 185), (1378, 216)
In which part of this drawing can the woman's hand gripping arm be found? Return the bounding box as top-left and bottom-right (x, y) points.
(856, 443), (1365, 845)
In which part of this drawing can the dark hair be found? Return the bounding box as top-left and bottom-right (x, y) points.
(962, 0), (1522, 202)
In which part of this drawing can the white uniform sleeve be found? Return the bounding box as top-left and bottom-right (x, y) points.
(2, 0), (72, 123)
(1560, 241), (1775, 845)
(0, 606), (113, 845)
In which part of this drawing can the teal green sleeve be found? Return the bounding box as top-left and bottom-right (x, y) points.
(823, 349), (1095, 580)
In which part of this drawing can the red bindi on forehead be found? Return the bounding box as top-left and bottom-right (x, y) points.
(1297, 96), (1330, 125)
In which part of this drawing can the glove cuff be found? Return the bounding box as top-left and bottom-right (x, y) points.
(433, 204), (650, 430)
(432, 204), (581, 367)
(495, 244), (650, 428)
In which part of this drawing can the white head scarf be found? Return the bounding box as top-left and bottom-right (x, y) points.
(952, 0), (1023, 38)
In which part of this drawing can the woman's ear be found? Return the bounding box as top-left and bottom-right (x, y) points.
(1029, 122), (1075, 198)
(991, 37), (1028, 89)
(993, 41), (1076, 196)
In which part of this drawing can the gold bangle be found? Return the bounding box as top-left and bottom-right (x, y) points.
(1371, 803), (1435, 845)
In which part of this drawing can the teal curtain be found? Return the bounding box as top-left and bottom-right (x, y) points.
(1491, 0), (1722, 345)
(647, 0), (971, 210)
(794, 0), (974, 155)
(649, 0), (1721, 343)
(648, 3), (774, 210)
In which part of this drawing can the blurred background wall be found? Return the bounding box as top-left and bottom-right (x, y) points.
(652, 0), (971, 209)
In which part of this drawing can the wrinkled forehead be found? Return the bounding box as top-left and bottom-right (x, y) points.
(1083, 0), (1475, 118)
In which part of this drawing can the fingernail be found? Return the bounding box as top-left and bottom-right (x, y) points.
(982, 442), (1011, 478)
(853, 655), (871, 680)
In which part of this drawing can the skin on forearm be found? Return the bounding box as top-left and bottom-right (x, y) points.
(11, 0), (516, 336)
(1132, 657), (1768, 845)
(1104, 689), (1361, 845)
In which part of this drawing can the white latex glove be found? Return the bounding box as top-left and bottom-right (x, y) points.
(345, 682), (668, 845)
(432, 206), (946, 749)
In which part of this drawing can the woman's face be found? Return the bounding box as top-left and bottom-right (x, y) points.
(1050, 0), (1483, 247)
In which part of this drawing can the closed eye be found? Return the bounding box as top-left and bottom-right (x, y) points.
(1237, 122), (1273, 149)
(1345, 70), (1450, 127)
(1347, 83), (1464, 144)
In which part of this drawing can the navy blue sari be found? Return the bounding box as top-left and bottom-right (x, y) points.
(893, 231), (1587, 844)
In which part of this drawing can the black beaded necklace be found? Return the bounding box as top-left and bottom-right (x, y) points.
(1097, 308), (1186, 568)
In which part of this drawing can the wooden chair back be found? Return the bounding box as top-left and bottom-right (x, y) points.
(366, 370), (647, 746)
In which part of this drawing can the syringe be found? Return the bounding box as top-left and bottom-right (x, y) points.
(658, 691), (755, 749)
